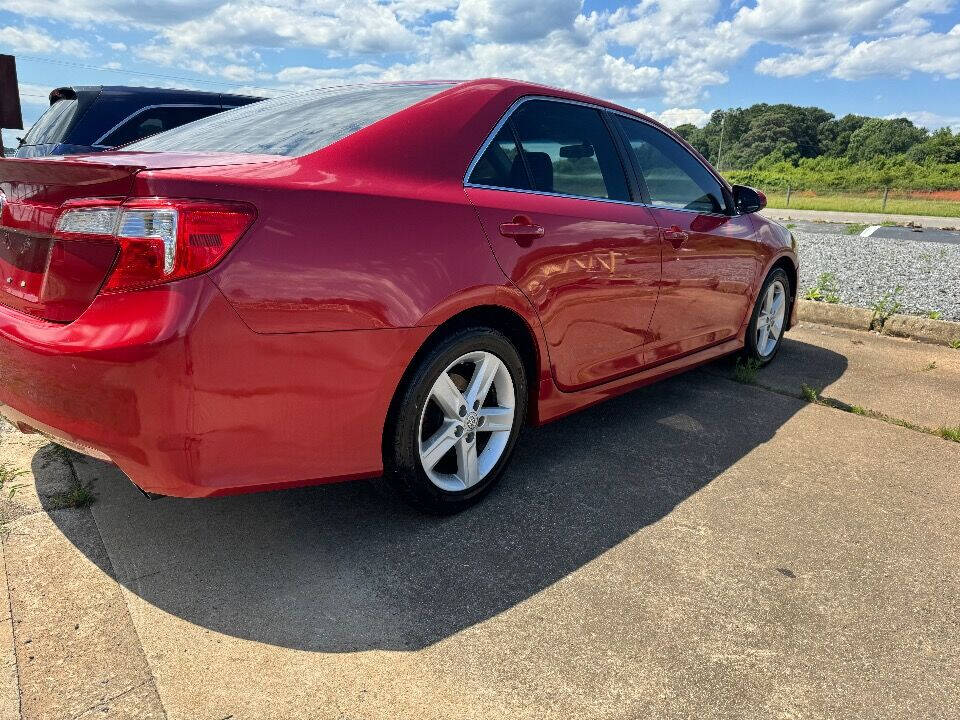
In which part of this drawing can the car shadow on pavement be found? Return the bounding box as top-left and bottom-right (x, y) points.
(36, 337), (846, 653)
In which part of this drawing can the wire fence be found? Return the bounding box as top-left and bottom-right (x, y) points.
(754, 184), (960, 218)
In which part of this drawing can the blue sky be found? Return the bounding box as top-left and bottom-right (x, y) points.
(3, 0), (960, 135)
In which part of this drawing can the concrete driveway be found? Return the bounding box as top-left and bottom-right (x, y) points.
(1, 323), (958, 719)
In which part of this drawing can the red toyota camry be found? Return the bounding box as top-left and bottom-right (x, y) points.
(0, 79), (797, 512)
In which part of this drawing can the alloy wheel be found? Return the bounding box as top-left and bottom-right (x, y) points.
(756, 279), (786, 358)
(417, 350), (516, 492)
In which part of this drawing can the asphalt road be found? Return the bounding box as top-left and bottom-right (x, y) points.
(1, 323), (959, 719)
(786, 218), (960, 245)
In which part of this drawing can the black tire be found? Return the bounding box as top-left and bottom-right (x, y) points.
(742, 268), (791, 365)
(384, 327), (528, 514)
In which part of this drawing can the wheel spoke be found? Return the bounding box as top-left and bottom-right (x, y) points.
(465, 354), (499, 410)
(478, 405), (514, 433)
(770, 291), (785, 316)
(431, 372), (465, 419)
(764, 283), (775, 312)
(456, 439), (479, 488)
(420, 421), (459, 469)
(770, 314), (784, 339)
(757, 325), (769, 353)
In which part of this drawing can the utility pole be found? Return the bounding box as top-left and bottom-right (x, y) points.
(715, 112), (726, 171)
(0, 55), (24, 158)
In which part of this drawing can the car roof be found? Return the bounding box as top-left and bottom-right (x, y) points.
(53, 85), (264, 102)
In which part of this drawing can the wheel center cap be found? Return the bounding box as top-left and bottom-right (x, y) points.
(464, 412), (479, 431)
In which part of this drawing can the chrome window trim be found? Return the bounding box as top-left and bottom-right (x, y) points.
(93, 103), (222, 145)
(462, 94), (733, 218)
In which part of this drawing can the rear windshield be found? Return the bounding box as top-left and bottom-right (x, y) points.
(126, 83), (452, 157)
(21, 99), (79, 146)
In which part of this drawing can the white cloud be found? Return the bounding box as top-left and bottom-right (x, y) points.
(17, 83), (52, 107)
(441, 0), (583, 44)
(389, 0), (459, 23)
(1, 0), (959, 116)
(831, 24), (960, 79)
(0, 25), (90, 57)
(885, 110), (960, 131)
(644, 107), (713, 128)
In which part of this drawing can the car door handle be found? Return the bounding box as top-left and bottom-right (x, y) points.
(499, 215), (545, 243)
(662, 226), (689, 248)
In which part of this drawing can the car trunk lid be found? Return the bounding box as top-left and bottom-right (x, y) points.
(0, 152), (278, 323)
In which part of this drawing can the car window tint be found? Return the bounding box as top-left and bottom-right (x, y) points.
(616, 116), (726, 214)
(467, 124), (531, 190)
(21, 99), (79, 145)
(126, 84), (451, 157)
(505, 100), (629, 201)
(102, 106), (223, 147)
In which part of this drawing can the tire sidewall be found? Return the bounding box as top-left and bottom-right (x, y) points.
(745, 269), (790, 364)
(388, 328), (528, 512)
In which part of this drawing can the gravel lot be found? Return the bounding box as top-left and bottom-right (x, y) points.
(795, 230), (960, 321)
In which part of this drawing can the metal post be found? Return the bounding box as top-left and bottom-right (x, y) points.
(882, 187), (889, 213)
(715, 113), (725, 171)
(786, 183), (791, 207)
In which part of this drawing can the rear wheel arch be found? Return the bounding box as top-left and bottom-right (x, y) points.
(768, 255), (798, 329)
(383, 305), (542, 458)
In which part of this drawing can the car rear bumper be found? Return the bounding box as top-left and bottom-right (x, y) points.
(0, 277), (432, 497)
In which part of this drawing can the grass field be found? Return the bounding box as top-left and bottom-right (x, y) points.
(763, 192), (960, 218)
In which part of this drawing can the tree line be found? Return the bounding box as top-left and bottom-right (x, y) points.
(671, 104), (960, 191)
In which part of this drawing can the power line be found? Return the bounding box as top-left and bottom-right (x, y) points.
(15, 54), (279, 95)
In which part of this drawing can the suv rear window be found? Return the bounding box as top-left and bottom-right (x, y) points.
(101, 105), (224, 147)
(21, 99), (79, 146)
(126, 83), (452, 157)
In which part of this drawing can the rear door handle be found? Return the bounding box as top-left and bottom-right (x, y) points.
(662, 226), (689, 248)
(499, 215), (545, 243)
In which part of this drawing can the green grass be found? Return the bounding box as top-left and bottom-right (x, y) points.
(949, 339), (960, 350)
(927, 310), (943, 320)
(764, 192), (960, 218)
(800, 384), (820, 402)
(845, 223), (869, 235)
(49, 485), (96, 510)
(803, 272), (841, 303)
(0, 464), (26, 499)
(46, 445), (96, 509)
(870, 287), (903, 330)
(732, 357), (761, 384)
(939, 426), (960, 443)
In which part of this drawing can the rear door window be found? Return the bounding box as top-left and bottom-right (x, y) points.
(21, 99), (79, 146)
(469, 99), (630, 202)
(466, 124), (531, 191)
(616, 116), (727, 214)
(100, 105), (223, 147)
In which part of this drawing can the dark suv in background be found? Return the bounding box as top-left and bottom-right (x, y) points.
(14, 86), (263, 158)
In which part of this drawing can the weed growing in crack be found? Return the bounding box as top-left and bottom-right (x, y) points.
(0, 464), (26, 499)
(870, 286), (903, 331)
(732, 357), (761, 384)
(804, 272), (840, 303)
(939, 426), (960, 443)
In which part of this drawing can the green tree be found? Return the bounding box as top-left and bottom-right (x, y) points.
(818, 114), (869, 157)
(846, 117), (928, 162)
(907, 128), (960, 164)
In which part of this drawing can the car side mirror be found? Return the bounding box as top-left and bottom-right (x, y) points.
(732, 185), (766, 214)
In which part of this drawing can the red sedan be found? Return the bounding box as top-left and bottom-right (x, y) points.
(0, 79), (797, 512)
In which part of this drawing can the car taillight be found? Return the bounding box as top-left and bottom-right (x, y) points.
(54, 198), (256, 293)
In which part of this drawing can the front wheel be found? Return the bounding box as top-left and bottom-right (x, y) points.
(385, 327), (527, 513)
(743, 268), (790, 364)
